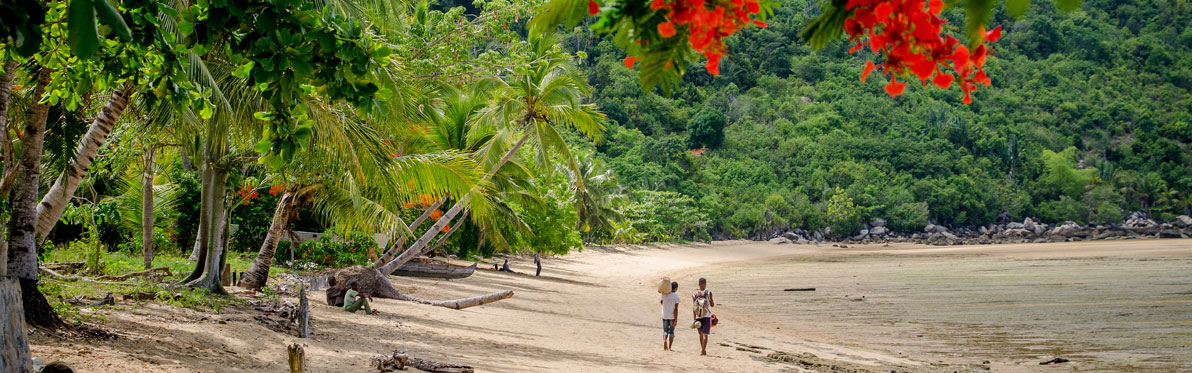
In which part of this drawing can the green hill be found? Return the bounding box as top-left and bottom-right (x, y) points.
(563, 0), (1192, 240)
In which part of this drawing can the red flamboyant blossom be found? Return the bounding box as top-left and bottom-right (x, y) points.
(237, 185), (259, 204)
(430, 209), (443, 220)
(843, 0), (1002, 103)
(441, 225), (451, 233)
(269, 184), (284, 196)
(639, 0), (767, 75)
(589, 0), (599, 15)
(624, 56), (639, 68)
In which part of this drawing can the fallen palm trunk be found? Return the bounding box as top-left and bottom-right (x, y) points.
(326, 266), (512, 310)
(39, 266), (169, 284)
(371, 351), (473, 373)
(783, 288), (816, 291)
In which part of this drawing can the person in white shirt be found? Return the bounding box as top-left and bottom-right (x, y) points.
(661, 281), (681, 350)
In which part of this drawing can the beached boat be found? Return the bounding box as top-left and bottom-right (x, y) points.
(391, 258), (476, 279)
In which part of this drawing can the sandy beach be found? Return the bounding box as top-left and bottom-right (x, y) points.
(29, 239), (1192, 372)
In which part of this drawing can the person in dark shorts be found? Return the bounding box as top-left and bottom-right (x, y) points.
(692, 278), (715, 355)
(661, 281), (681, 350)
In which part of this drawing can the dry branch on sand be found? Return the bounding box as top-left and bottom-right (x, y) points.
(323, 266), (513, 310)
(372, 351), (474, 373)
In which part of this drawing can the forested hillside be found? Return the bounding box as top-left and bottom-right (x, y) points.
(561, 0), (1192, 240)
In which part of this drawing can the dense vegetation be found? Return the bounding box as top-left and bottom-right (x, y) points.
(562, 0), (1191, 240)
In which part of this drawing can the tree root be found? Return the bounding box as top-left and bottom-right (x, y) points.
(39, 266), (169, 285)
(329, 266), (513, 310)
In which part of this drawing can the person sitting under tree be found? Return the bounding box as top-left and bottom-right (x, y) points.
(344, 282), (378, 314)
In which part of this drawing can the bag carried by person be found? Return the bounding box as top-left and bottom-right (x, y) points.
(657, 277), (672, 294)
(709, 314), (719, 327)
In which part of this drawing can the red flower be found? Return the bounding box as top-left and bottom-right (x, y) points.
(269, 184), (284, 196)
(657, 21), (676, 37)
(431, 209), (443, 220)
(884, 77), (906, 97)
(441, 225), (451, 233)
(860, 60), (877, 82)
(588, 0), (599, 15)
(624, 56), (639, 68)
(932, 73), (954, 89)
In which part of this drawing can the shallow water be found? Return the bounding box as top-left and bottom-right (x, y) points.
(710, 251), (1192, 371)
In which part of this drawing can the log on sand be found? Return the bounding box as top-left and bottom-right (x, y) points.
(329, 266), (512, 310)
(783, 288), (816, 291)
(372, 351), (473, 373)
(39, 266), (171, 283)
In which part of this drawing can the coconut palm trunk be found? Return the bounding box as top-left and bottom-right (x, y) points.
(379, 132), (531, 274)
(5, 69), (63, 328)
(238, 191), (298, 289)
(187, 166), (229, 294)
(181, 164), (214, 282)
(34, 83), (135, 239)
(141, 146), (156, 269)
(0, 61), (18, 276)
(371, 198), (444, 268)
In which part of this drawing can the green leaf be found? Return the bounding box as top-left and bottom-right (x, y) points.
(232, 61), (254, 79)
(254, 138), (274, 154)
(1005, 0), (1030, 17)
(964, 0), (996, 46)
(68, 0), (101, 59)
(199, 103), (213, 120)
(1056, 0), (1080, 11)
(92, 0), (131, 41)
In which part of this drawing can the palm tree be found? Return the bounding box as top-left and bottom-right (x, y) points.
(379, 37), (606, 274)
(572, 152), (624, 239)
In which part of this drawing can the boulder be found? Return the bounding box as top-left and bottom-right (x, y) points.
(1051, 221), (1083, 236)
(781, 232), (801, 241)
(870, 218), (887, 227)
(1159, 229), (1182, 239)
(1023, 218), (1037, 232)
(1006, 222), (1025, 230)
(924, 224), (936, 233)
(1175, 215), (1192, 228)
(769, 237), (793, 245)
(870, 226), (889, 236)
(977, 226), (988, 234)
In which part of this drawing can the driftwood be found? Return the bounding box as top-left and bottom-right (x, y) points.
(372, 351), (472, 373)
(329, 266), (513, 310)
(297, 284), (310, 338)
(287, 344), (304, 373)
(43, 261), (85, 272)
(783, 288), (816, 292)
(39, 266), (171, 284)
(407, 357), (474, 373)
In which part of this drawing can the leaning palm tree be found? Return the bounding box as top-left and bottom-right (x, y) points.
(379, 37), (606, 274)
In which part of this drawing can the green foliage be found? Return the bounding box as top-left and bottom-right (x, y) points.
(686, 106), (727, 149)
(617, 190), (710, 242)
(276, 233), (375, 269)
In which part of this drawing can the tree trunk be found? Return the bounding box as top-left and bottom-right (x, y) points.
(141, 146), (156, 269)
(6, 68), (51, 281)
(0, 61), (17, 277)
(382, 133), (531, 273)
(0, 277), (31, 372)
(188, 163), (208, 262)
(181, 165), (213, 282)
(239, 191), (296, 289)
(5, 69), (63, 329)
(372, 198), (444, 268)
(188, 167), (228, 294)
(34, 83), (136, 239)
(427, 209), (468, 256)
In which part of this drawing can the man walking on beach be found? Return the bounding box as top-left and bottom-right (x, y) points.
(692, 278), (714, 355)
(661, 281), (680, 350)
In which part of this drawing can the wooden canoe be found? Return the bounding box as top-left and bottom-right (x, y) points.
(391, 258), (477, 279)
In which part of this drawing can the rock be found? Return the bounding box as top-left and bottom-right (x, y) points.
(1159, 229), (1182, 238)
(870, 226), (889, 236)
(796, 238), (809, 245)
(782, 232), (800, 241)
(924, 224), (936, 233)
(1051, 221), (1083, 236)
(838, 244), (849, 248)
(1023, 218), (1037, 232)
(870, 218), (887, 227)
(813, 231), (824, 241)
(1175, 215), (1192, 228)
(769, 237), (793, 244)
(1006, 222), (1025, 230)
(978, 226), (988, 234)
(859, 228), (870, 237)
(911, 233), (922, 240)
(42, 361), (76, 373)
(1033, 224), (1048, 234)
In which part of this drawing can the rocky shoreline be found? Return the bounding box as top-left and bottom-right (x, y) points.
(768, 212), (1192, 246)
